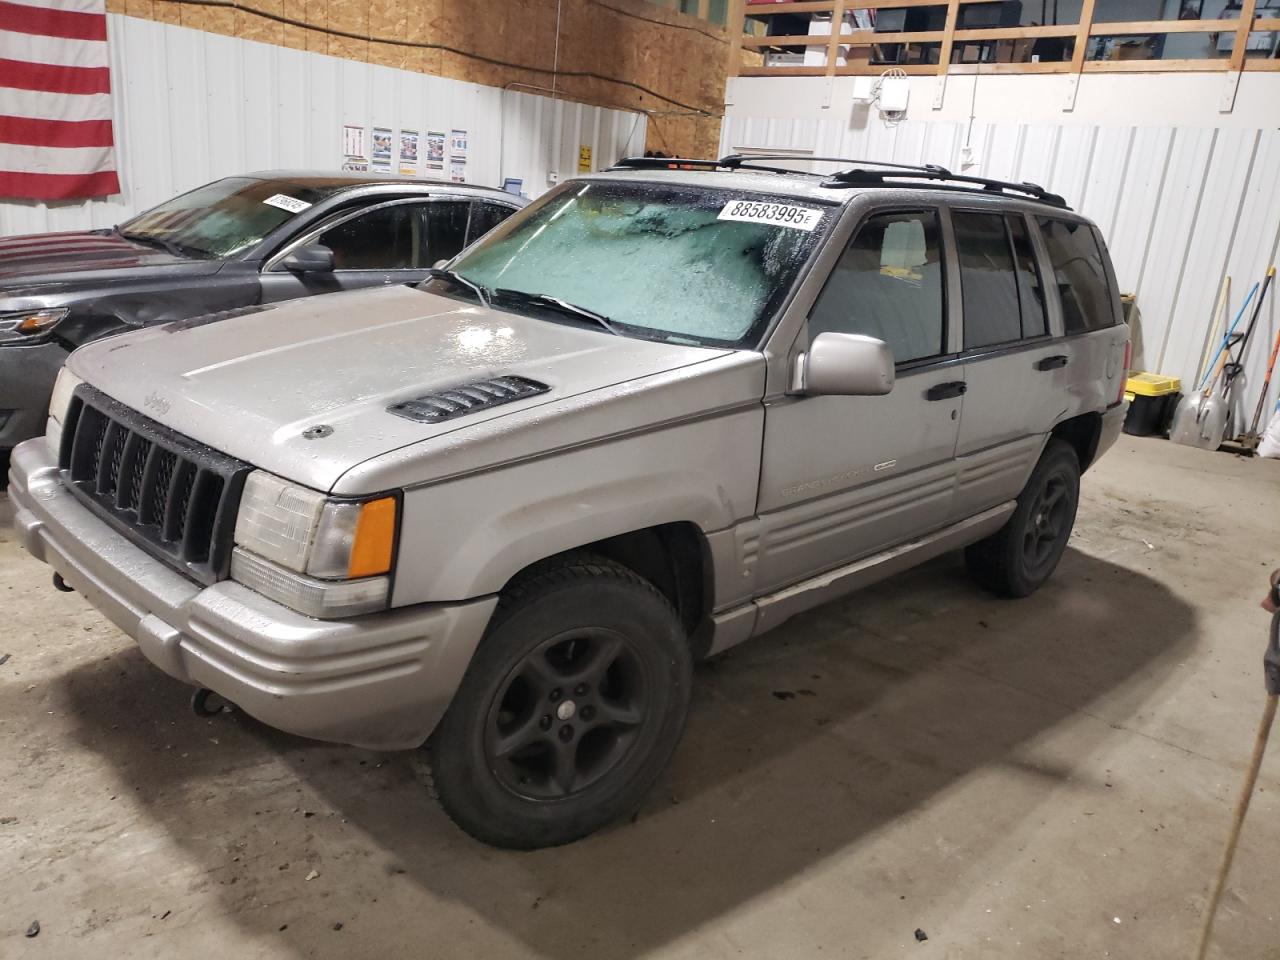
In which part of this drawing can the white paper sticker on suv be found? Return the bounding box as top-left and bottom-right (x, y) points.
(263, 194), (312, 214)
(718, 200), (822, 231)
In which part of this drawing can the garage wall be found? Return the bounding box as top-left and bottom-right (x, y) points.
(0, 14), (645, 235)
(721, 75), (1280, 429)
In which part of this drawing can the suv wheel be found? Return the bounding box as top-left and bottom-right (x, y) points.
(430, 553), (692, 848)
(965, 439), (1080, 598)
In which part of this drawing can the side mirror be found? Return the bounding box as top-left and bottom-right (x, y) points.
(793, 332), (895, 397)
(281, 243), (334, 273)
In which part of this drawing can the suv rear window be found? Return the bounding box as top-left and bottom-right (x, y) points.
(1037, 217), (1115, 334)
(953, 211), (1050, 349)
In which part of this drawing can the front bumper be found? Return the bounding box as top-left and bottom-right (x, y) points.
(0, 341), (67, 451)
(7, 439), (497, 749)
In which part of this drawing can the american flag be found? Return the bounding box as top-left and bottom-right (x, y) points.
(0, 0), (119, 200)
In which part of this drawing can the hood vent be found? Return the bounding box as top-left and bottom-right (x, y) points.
(387, 375), (550, 424)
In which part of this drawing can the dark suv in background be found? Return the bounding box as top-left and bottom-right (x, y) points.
(0, 172), (525, 459)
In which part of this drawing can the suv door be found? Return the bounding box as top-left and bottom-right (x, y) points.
(755, 207), (965, 594)
(259, 198), (470, 303)
(950, 207), (1069, 518)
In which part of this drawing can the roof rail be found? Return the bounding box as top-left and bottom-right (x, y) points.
(718, 153), (949, 175)
(605, 154), (1071, 209)
(607, 155), (811, 177)
(822, 165), (1069, 209)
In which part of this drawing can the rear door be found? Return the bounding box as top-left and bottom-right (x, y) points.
(755, 206), (965, 593)
(950, 207), (1069, 517)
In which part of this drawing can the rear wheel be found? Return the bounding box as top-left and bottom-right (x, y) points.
(430, 554), (691, 849)
(965, 439), (1080, 598)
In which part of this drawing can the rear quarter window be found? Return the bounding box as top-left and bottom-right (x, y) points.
(1037, 217), (1116, 335)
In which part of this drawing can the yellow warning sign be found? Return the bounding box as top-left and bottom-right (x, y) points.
(578, 145), (592, 173)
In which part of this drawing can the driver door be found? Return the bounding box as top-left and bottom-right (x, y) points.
(754, 207), (965, 594)
(259, 199), (470, 302)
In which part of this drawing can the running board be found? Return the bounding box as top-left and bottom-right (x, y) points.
(706, 503), (1016, 656)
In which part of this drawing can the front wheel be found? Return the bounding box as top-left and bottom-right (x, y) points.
(965, 439), (1081, 598)
(429, 554), (692, 849)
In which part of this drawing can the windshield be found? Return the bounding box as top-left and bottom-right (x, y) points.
(119, 177), (323, 259)
(443, 180), (835, 348)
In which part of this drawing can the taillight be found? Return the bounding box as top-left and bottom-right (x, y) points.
(1117, 339), (1132, 404)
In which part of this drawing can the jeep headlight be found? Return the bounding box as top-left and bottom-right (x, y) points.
(0, 307), (68, 343)
(46, 366), (83, 453)
(231, 470), (398, 618)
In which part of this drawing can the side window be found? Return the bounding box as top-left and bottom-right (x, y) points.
(423, 201), (471, 263)
(808, 210), (945, 365)
(1008, 214), (1048, 338)
(1037, 217), (1114, 334)
(466, 202), (516, 244)
(319, 203), (425, 270)
(953, 211), (1021, 349)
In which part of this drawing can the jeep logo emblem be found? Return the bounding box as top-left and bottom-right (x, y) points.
(143, 391), (170, 416)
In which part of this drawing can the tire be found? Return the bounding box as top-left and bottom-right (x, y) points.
(429, 553), (692, 849)
(965, 439), (1081, 598)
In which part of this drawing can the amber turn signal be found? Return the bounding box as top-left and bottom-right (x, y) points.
(347, 497), (397, 579)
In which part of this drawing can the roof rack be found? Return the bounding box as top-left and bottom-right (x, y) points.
(605, 154), (1070, 209)
(607, 155), (811, 177)
(822, 165), (1069, 209)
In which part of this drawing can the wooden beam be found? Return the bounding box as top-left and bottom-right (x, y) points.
(739, 64), (828, 76)
(742, 0), (834, 14)
(934, 0), (960, 96)
(743, 29), (946, 46)
(726, 0), (747, 77)
(1229, 0), (1259, 71)
(826, 0), (846, 76)
(742, 34), (827, 46)
(1243, 57), (1280, 69)
(948, 60), (1073, 73)
(1087, 18), (1238, 35)
(1083, 58), (1231, 72)
(953, 25), (1079, 41)
(1069, 0), (1097, 75)
(835, 62), (940, 74)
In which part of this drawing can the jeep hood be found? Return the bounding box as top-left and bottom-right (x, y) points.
(68, 284), (752, 493)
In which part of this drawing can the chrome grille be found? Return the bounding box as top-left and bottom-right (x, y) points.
(58, 386), (250, 585)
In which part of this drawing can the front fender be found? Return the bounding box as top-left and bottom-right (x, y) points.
(390, 407), (763, 605)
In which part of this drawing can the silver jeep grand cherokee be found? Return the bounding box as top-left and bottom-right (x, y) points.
(8, 156), (1129, 848)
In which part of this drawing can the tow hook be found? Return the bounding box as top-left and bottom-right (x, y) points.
(52, 573), (74, 593)
(191, 688), (233, 717)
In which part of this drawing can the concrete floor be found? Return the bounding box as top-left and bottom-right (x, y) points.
(1, 436), (1278, 959)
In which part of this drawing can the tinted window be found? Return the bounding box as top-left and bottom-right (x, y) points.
(320, 203), (426, 270)
(1009, 214), (1048, 338)
(423, 201), (471, 263)
(466, 202), (516, 244)
(954, 211), (1021, 349)
(1038, 217), (1114, 334)
(809, 210), (944, 364)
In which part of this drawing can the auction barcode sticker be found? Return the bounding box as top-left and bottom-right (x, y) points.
(263, 194), (313, 214)
(718, 200), (823, 231)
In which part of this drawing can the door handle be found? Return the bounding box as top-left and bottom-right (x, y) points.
(926, 380), (967, 401)
(1036, 354), (1069, 371)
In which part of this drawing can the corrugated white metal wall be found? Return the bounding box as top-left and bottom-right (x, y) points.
(721, 114), (1280, 430)
(0, 14), (645, 235)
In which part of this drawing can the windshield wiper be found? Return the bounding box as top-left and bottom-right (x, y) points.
(425, 267), (491, 308)
(494, 289), (621, 336)
(117, 229), (192, 259)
